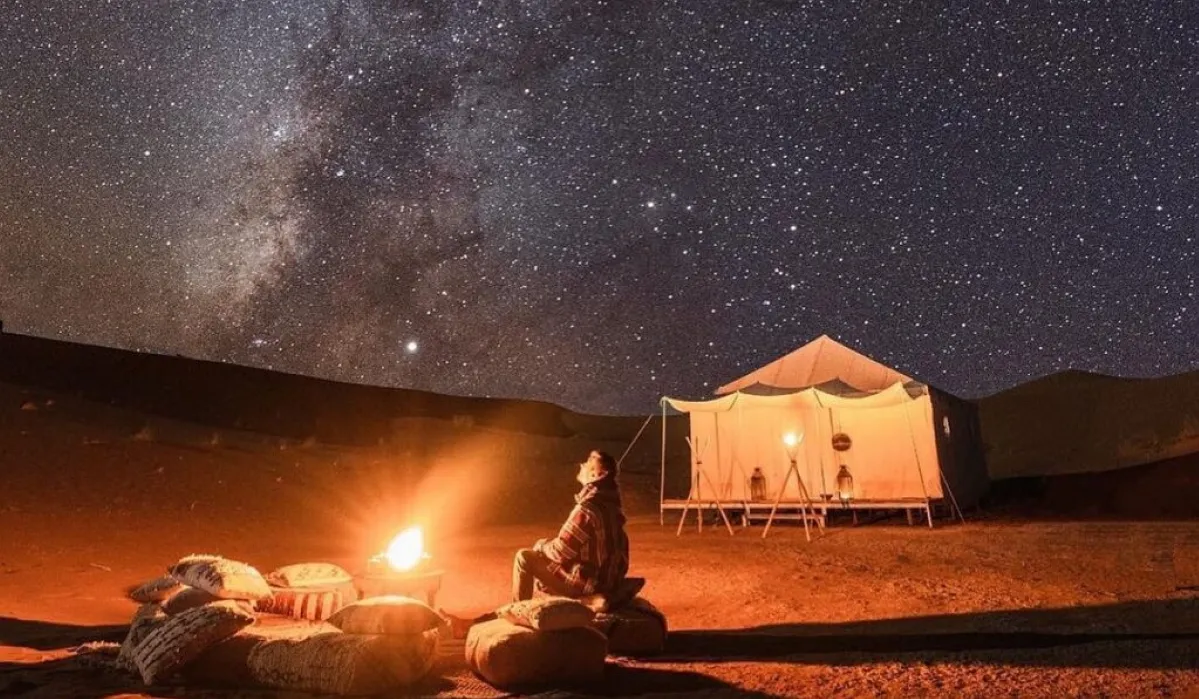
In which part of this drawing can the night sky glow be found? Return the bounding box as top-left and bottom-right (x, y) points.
(0, 2), (1195, 414)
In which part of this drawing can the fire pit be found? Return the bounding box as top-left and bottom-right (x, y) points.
(354, 527), (444, 607)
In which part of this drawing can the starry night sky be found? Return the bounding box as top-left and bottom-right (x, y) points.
(0, 1), (1195, 414)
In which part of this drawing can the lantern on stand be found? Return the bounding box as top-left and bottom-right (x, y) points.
(835, 465), (854, 507)
(749, 467), (767, 501)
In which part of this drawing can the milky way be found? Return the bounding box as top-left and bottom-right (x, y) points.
(0, 1), (1195, 414)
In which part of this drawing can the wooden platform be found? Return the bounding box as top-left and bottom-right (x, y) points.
(661, 498), (937, 511)
(661, 497), (939, 528)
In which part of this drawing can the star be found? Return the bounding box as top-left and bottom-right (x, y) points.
(0, 1), (1191, 414)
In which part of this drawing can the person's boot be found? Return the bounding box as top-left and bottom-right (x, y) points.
(439, 610), (496, 640)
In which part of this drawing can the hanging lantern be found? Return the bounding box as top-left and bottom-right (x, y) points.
(749, 467), (767, 501)
(835, 465), (854, 506)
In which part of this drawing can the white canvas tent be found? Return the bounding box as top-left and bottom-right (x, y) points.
(715, 334), (913, 395)
(660, 335), (988, 535)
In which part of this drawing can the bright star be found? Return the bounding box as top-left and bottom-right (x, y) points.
(405, 340), (419, 354)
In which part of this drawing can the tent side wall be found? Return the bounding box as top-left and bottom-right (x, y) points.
(663, 389), (950, 508)
(929, 389), (990, 509)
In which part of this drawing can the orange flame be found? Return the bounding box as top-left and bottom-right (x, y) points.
(383, 527), (426, 571)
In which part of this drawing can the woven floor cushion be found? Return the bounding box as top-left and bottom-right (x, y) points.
(466, 618), (606, 690)
(184, 619), (439, 695)
(593, 597), (667, 656)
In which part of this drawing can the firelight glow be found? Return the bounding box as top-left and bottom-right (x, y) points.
(383, 526), (425, 571)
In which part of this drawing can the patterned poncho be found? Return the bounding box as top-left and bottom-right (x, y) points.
(537, 480), (630, 596)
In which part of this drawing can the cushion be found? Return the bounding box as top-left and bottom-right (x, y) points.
(593, 597), (667, 656)
(327, 595), (442, 635)
(497, 596), (595, 631)
(258, 583), (353, 621)
(130, 600), (255, 685)
(117, 604), (166, 674)
(127, 575), (184, 604)
(577, 577), (647, 613)
(265, 562), (353, 588)
(184, 623), (439, 695)
(167, 554), (223, 578)
(162, 587), (235, 616)
(466, 618), (606, 690)
(168, 555), (271, 601)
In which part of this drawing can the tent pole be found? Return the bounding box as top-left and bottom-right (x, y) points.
(677, 436), (697, 536)
(659, 399), (667, 526)
(940, 470), (967, 525)
(617, 413), (655, 469)
(904, 405), (934, 527)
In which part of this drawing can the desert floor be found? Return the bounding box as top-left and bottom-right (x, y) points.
(3, 510), (1199, 698)
(2, 386), (1199, 697)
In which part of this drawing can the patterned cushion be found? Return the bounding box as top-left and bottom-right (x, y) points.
(265, 562), (353, 589)
(497, 597), (595, 631)
(130, 600), (255, 685)
(127, 576), (184, 604)
(168, 555), (271, 601)
(162, 587), (255, 616)
(258, 583), (353, 621)
(117, 604), (166, 674)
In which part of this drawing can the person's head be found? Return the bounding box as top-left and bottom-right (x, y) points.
(576, 450), (618, 486)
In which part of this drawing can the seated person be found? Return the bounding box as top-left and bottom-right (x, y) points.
(442, 450), (630, 637)
(512, 450), (630, 602)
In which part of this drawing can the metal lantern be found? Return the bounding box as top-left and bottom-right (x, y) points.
(835, 464), (854, 506)
(749, 467), (767, 501)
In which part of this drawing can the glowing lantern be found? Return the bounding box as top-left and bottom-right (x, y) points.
(835, 465), (854, 506)
(749, 467), (767, 501)
(781, 432), (804, 461)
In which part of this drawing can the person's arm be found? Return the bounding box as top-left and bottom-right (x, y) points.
(540, 504), (591, 564)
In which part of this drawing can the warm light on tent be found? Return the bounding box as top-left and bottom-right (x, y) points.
(835, 465), (854, 506)
(781, 432), (804, 460)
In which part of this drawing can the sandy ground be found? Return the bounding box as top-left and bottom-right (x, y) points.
(4, 513), (1199, 698)
(3, 384), (1199, 697)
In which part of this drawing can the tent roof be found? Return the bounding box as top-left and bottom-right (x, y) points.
(665, 381), (918, 414)
(716, 334), (915, 395)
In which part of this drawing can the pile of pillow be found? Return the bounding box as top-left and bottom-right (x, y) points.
(119, 555), (443, 694)
(121, 555), (271, 685)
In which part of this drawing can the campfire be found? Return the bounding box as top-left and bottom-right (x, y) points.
(357, 527), (443, 607)
(368, 526), (431, 575)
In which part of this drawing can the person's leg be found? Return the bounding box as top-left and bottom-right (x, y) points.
(512, 548), (571, 602)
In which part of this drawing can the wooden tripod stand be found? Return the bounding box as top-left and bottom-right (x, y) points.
(675, 436), (735, 536)
(762, 435), (821, 540)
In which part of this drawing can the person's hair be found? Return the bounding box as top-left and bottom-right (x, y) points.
(591, 450), (618, 477)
